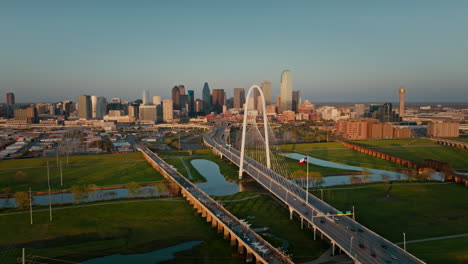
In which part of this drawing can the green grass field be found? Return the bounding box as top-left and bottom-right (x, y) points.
(278, 142), (412, 171)
(0, 153), (164, 194)
(313, 182), (468, 264)
(408, 236), (468, 264)
(353, 139), (468, 170)
(0, 198), (243, 264)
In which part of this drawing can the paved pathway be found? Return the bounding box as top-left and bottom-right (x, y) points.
(178, 157), (193, 179)
(396, 233), (468, 245)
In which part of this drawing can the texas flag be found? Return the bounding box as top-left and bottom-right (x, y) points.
(298, 157), (308, 165)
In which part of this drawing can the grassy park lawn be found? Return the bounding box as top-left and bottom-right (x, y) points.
(407, 236), (468, 264)
(287, 148), (410, 171)
(217, 192), (329, 263)
(353, 139), (468, 170)
(0, 199), (243, 264)
(0, 153), (163, 194)
(284, 156), (357, 176)
(313, 182), (468, 264)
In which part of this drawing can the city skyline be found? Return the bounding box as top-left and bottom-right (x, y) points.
(1, 1), (467, 103)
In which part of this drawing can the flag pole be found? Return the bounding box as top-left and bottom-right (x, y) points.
(306, 157), (309, 204)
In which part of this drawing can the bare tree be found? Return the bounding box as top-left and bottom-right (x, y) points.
(71, 185), (89, 203)
(14, 191), (30, 210)
(125, 182), (141, 198)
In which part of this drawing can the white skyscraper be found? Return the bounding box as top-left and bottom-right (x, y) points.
(142, 89), (150, 105)
(279, 70), (292, 113)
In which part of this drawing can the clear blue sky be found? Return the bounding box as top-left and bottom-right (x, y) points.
(1, 0), (467, 103)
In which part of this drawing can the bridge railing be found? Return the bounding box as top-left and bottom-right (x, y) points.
(137, 144), (293, 264)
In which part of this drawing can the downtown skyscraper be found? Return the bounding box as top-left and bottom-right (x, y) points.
(202, 82), (211, 115)
(279, 70), (292, 113)
(260, 81), (272, 106)
(233, 88), (245, 109)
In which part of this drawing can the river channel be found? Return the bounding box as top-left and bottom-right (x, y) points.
(283, 152), (444, 187)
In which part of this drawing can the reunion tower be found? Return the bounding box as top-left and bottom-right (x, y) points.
(399, 86), (406, 118)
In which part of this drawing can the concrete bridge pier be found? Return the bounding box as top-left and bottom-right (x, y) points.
(332, 242), (335, 256)
(301, 216), (304, 229)
(230, 234), (237, 246)
(289, 207), (294, 220)
(217, 223), (223, 233)
(246, 251), (254, 263)
(313, 226), (316, 240)
(211, 218), (218, 228)
(238, 243), (245, 255)
(223, 229), (230, 240)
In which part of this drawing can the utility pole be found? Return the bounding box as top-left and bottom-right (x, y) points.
(22, 248), (25, 264)
(47, 161), (53, 221)
(29, 187), (33, 225)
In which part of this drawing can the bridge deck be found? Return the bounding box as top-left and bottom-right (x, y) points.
(204, 127), (426, 264)
(137, 145), (292, 264)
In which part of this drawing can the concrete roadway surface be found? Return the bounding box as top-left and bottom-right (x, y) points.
(137, 145), (291, 264)
(205, 126), (426, 264)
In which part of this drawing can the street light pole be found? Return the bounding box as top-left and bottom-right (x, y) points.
(306, 157), (309, 204)
(47, 161), (52, 221)
(350, 236), (355, 256)
(29, 187), (33, 225)
(403, 232), (406, 251)
(60, 161), (63, 186)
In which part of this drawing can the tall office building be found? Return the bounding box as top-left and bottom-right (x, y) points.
(211, 89), (225, 114)
(78, 95), (92, 120)
(139, 105), (157, 122)
(261, 81), (272, 105)
(142, 90), (150, 105)
(178, 85), (186, 95)
(91, 96), (107, 119)
(187, 90), (195, 116)
(233, 88), (245, 109)
(202, 82), (211, 114)
(399, 87), (406, 118)
(171, 85), (181, 110)
(152, 96), (161, 105)
(292, 90), (300, 112)
(180, 94), (188, 114)
(162, 99), (173, 122)
(279, 70), (292, 113)
(14, 107), (38, 124)
(195, 99), (203, 113)
(5, 93), (15, 105)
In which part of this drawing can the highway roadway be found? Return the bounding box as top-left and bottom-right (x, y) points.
(136, 144), (292, 264)
(204, 126), (426, 264)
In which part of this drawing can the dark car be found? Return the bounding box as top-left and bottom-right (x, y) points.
(359, 243), (365, 249)
(370, 252), (376, 258)
(358, 228), (364, 233)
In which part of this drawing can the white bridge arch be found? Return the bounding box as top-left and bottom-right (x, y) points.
(239, 85), (271, 179)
